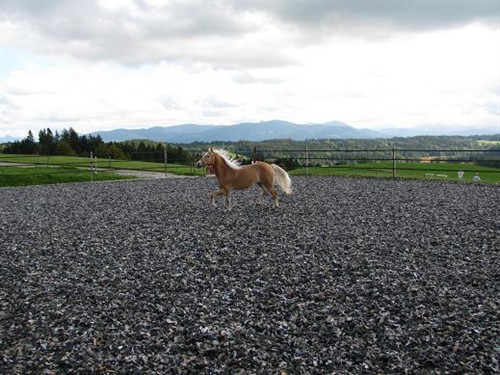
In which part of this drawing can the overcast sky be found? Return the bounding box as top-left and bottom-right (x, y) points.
(1, 0), (499, 138)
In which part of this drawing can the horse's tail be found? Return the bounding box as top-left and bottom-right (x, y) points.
(272, 164), (292, 195)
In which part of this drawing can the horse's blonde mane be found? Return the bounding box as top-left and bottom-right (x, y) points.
(212, 148), (241, 170)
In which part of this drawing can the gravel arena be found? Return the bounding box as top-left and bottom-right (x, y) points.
(1, 176), (499, 374)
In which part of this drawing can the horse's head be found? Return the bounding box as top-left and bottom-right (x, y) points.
(196, 148), (216, 169)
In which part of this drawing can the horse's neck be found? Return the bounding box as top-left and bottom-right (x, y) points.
(214, 155), (234, 179)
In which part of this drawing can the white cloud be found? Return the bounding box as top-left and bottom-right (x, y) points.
(237, 1), (499, 31)
(1, 1), (499, 138)
(1, 0), (287, 68)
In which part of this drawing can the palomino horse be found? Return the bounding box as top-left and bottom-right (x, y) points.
(196, 148), (292, 210)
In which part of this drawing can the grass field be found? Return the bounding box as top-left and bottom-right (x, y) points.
(0, 154), (204, 177)
(478, 140), (500, 146)
(1, 154), (499, 186)
(0, 154), (205, 187)
(0, 166), (134, 187)
(288, 161), (500, 183)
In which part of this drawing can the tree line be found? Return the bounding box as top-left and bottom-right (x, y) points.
(2, 128), (193, 164)
(3, 128), (498, 168)
(184, 135), (500, 168)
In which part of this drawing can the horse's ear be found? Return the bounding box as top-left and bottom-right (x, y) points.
(209, 147), (213, 153)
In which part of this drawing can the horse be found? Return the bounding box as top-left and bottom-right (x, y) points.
(196, 148), (292, 210)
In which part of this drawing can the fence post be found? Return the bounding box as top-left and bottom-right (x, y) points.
(164, 146), (168, 177)
(392, 148), (396, 179)
(253, 147), (257, 163)
(90, 151), (94, 182)
(108, 155), (111, 169)
(304, 146), (309, 176)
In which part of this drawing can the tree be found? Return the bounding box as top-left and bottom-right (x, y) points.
(109, 144), (127, 160)
(25, 130), (36, 154)
(38, 128), (56, 155)
(95, 143), (110, 158)
(56, 140), (76, 156)
(68, 128), (80, 154)
(274, 157), (300, 170)
(88, 135), (104, 154)
(60, 128), (70, 143)
(9, 130), (38, 154)
(137, 141), (149, 161)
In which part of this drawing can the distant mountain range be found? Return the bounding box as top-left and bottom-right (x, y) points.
(1, 120), (497, 143)
(380, 125), (499, 138)
(90, 120), (498, 143)
(88, 120), (496, 143)
(88, 120), (380, 142)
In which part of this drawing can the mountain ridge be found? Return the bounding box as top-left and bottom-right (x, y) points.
(91, 120), (388, 142)
(90, 120), (497, 143)
(1, 121), (498, 143)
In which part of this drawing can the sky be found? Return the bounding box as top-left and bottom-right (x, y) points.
(1, 0), (499, 138)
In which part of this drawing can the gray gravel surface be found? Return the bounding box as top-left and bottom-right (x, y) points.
(1, 177), (499, 374)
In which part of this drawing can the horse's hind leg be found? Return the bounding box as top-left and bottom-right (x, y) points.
(269, 187), (278, 207)
(261, 183), (279, 207)
(255, 183), (266, 205)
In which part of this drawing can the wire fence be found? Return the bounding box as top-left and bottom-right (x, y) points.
(243, 147), (500, 182)
(1, 147), (499, 184)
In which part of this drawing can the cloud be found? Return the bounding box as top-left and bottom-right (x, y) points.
(237, 1), (499, 31)
(4, 0), (497, 69)
(1, 1), (498, 137)
(1, 60), (254, 135)
(2, 0), (295, 68)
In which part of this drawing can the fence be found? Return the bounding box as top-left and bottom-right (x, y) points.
(1, 147), (499, 184)
(234, 147), (500, 183)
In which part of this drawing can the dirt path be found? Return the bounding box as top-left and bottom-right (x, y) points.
(0, 161), (196, 179)
(112, 169), (195, 179)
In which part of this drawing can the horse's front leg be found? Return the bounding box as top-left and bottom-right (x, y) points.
(210, 188), (224, 208)
(219, 188), (233, 211)
(225, 190), (235, 211)
(211, 188), (231, 209)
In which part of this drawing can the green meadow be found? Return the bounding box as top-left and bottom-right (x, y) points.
(288, 161), (500, 183)
(477, 140), (500, 146)
(1, 154), (499, 187)
(0, 166), (134, 187)
(0, 154), (201, 173)
(0, 154), (203, 187)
